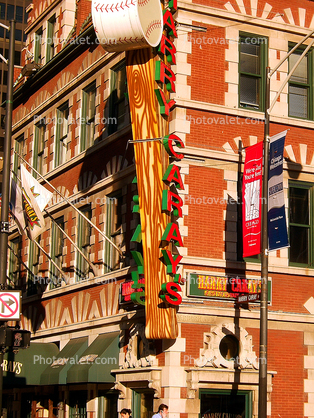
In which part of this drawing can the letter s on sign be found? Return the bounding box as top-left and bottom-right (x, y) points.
(160, 282), (182, 305)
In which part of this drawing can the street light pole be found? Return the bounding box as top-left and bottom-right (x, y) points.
(258, 66), (270, 418)
(0, 19), (15, 417)
(258, 30), (314, 418)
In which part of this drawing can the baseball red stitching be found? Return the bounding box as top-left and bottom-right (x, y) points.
(145, 20), (161, 38)
(94, 0), (135, 13)
(138, 0), (150, 7)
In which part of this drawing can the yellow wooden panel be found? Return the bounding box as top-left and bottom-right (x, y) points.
(126, 48), (178, 339)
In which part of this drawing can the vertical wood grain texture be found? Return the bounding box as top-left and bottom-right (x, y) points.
(126, 48), (178, 339)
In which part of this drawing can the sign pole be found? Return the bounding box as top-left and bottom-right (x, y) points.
(256, 30), (314, 418)
(0, 20), (15, 417)
(258, 66), (270, 418)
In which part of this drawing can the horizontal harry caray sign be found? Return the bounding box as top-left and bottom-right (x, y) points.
(188, 273), (271, 301)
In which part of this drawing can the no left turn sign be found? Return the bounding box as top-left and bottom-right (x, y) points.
(0, 291), (21, 320)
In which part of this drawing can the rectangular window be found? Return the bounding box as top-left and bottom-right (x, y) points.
(34, 120), (46, 176)
(289, 182), (312, 266)
(109, 62), (128, 134)
(28, 237), (41, 296)
(76, 205), (92, 281)
(46, 15), (56, 62)
(15, 50), (21, 66)
(16, 6), (23, 23)
(81, 82), (96, 151)
(200, 390), (252, 418)
(15, 29), (22, 42)
(0, 3), (5, 19)
(288, 46), (312, 119)
(8, 237), (21, 288)
(34, 27), (43, 65)
(13, 134), (25, 182)
(55, 102), (69, 167)
(239, 34), (267, 111)
(5, 48), (20, 64)
(104, 193), (123, 273)
(50, 217), (64, 288)
(6, 4), (14, 20)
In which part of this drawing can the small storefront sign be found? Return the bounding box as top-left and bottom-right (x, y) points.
(188, 273), (271, 302)
(237, 293), (260, 303)
(119, 278), (145, 304)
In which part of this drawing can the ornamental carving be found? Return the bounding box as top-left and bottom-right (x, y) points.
(194, 323), (259, 370)
(122, 323), (157, 368)
(114, 381), (127, 399)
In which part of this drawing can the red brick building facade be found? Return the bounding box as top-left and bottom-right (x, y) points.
(3, 0), (314, 417)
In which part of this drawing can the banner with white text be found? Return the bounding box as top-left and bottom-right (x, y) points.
(268, 131), (289, 251)
(242, 141), (263, 258)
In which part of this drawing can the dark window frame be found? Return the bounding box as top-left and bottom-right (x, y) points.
(27, 236), (41, 296)
(199, 389), (252, 418)
(55, 101), (69, 167)
(13, 134), (25, 182)
(104, 191), (123, 273)
(109, 61), (128, 134)
(76, 205), (92, 281)
(34, 119), (46, 177)
(239, 33), (268, 112)
(46, 15), (56, 62)
(8, 236), (21, 289)
(50, 216), (64, 289)
(80, 81), (96, 151)
(34, 27), (43, 64)
(289, 181), (313, 267)
(288, 43), (314, 120)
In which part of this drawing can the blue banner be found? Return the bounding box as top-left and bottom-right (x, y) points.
(268, 131), (289, 251)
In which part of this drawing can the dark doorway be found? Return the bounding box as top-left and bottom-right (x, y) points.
(200, 390), (252, 418)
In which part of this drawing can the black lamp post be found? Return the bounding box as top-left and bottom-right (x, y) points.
(0, 19), (15, 416)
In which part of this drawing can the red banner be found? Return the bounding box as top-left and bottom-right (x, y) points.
(242, 142), (263, 257)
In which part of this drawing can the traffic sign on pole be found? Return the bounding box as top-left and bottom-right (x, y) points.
(0, 291), (21, 320)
